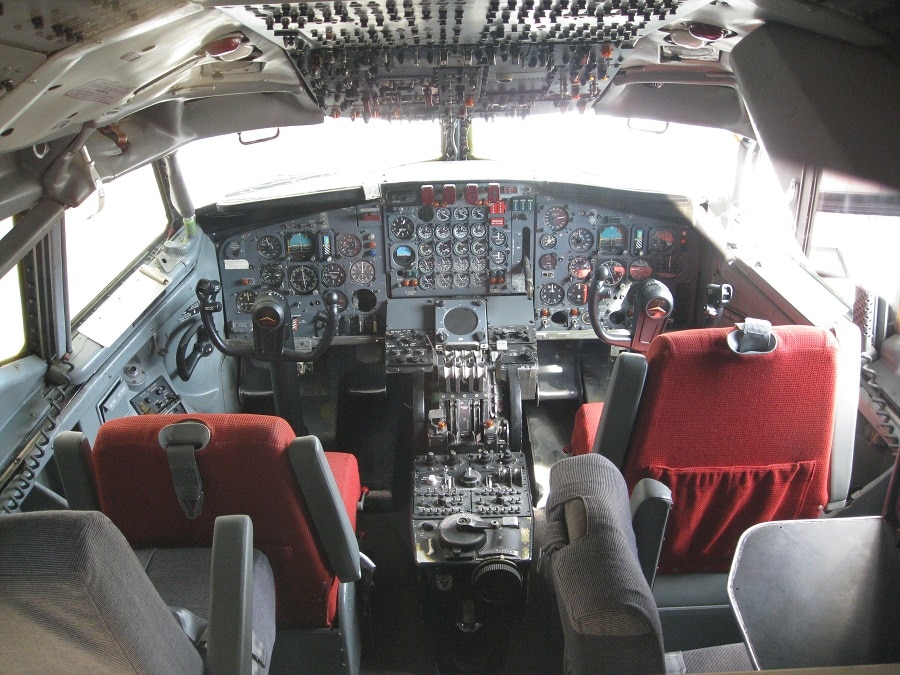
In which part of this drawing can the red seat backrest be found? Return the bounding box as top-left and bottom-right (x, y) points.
(90, 413), (360, 628)
(622, 325), (838, 574)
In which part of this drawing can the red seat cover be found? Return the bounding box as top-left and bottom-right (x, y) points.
(90, 413), (361, 628)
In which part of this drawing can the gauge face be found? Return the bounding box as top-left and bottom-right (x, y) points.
(471, 271), (488, 286)
(349, 260), (376, 284)
(471, 256), (488, 272)
(435, 240), (452, 258)
(419, 274), (435, 290)
(646, 296), (672, 319)
(452, 223), (469, 239)
(540, 233), (558, 250)
(320, 262), (346, 287)
(452, 256), (470, 272)
(568, 256), (593, 281)
(471, 207), (487, 222)
(390, 216), (414, 240)
(419, 242), (435, 256)
(629, 258), (654, 282)
(286, 231), (315, 261)
(435, 207), (451, 222)
(256, 235), (282, 260)
(418, 257), (435, 273)
(337, 233), (362, 257)
(435, 256), (453, 272)
(540, 283), (565, 306)
(436, 273), (453, 288)
(417, 223), (434, 240)
(453, 240), (469, 256)
(454, 273), (470, 288)
(490, 229), (508, 246)
(236, 290), (257, 313)
(567, 282), (589, 305)
(470, 222), (487, 239)
(598, 225), (627, 255)
(470, 239), (487, 256)
(539, 253), (558, 270)
(290, 265), (318, 294)
(656, 255), (682, 278)
(392, 244), (416, 268)
(598, 259), (626, 286)
(260, 263), (285, 287)
(544, 206), (570, 231)
(490, 250), (508, 267)
(435, 223), (452, 240)
(650, 228), (674, 252)
(331, 290), (349, 311)
(453, 207), (469, 221)
(418, 206), (435, 222)
(569, 228), (595, 253)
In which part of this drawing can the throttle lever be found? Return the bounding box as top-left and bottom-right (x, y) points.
(454, 515), (501, 531)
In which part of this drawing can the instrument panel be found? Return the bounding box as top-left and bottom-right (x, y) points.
(214, 182), (700, 346)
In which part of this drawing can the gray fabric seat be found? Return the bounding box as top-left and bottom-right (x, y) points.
(539, 454), (753, 674)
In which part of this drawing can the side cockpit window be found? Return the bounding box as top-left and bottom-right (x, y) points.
(0, 218), (25, 363)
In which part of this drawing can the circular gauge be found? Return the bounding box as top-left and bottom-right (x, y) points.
(569, 228), (595, 253)
(286, 231), (315, 260)
(331, 290), (349, 311)
(539, 253), (558, 270)
(650, 228), (674, 252)
(435, 256), (453, 272)
(392, 244), (416, 268)
(540, 233), (558, 250)
(539, 283), (565, 306)
(419, 274), (435, 290)
(435, 240), (452, 258)
(471, 271), (488, 286)
(452, 223), (469, 239)
(417, 223), (435, 240)
(490, 250), (508, 267)
(471, 255), (488, 272)
(256, 235), (282, 260)
(435, 222), (452, 240)
(629, 258), (654, 282)
(471, 239), (487, 256)
(419, 241), (435, 256)
(568, 256), (593, 281)
(290, 265), (318, 294)
(453, 256), (470, 272)
(435, 207), (452, 222)
(349, 260), (376, 284)
(226, 242), (242, 258)
(598, 225), (627, 254)
(418, 258), (435, 273)
(656, 255), (682, 278)
(544, 206), (570, 231)
(453, 240), (469, 256)
(235, 290), (257, 313)
(646, 296), (672, 319)
(320, 262), (346, 287)
(598, 259), (626, 286)
(567, 282), (589, 305)
(436, 273), (453, 288)
(390, 216), (414, 240)
(337, 233), (362, 257)
(454, 273), (470, 288)
(453, 207), (469, 221)
(471, 206), (487, 221)
(260, 263), (285, 287)
(490, 229), (508, 247)
(418, 205), (435, 221)
(470, 222), (487, 238)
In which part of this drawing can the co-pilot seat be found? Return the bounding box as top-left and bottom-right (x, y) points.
(56, 413), (365, 673)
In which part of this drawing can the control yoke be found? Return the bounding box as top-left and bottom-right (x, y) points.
(196, 279), (339, 362)
(587, 264), (674, 352)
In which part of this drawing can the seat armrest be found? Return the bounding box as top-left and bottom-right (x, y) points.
(288, 436), (361, 582)
(630, 478), (672, 589)
(54, 431), (100, 510)
(207, 515), (254, 675)
(594, 352), (648, 467)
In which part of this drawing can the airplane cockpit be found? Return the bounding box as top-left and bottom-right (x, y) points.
(0, 1), (898, 673)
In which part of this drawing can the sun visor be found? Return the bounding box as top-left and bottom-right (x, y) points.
(731, 23), (900, 189)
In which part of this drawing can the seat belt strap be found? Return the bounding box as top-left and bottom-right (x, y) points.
(166, 443), (204, 519)
(171, 607), (268, 672)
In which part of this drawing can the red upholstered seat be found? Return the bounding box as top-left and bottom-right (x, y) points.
(570, 325), (838, 574)
(89, 413), (361, 628)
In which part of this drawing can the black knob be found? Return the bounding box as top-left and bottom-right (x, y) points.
(322, 290), (340, 306)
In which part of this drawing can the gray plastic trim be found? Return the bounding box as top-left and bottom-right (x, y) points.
(593, 351), (648, 468)
(287, 437), (361, 582)
(630, 478), (672, 590)
(54, 431), (100, 511)
(829, 320), (861, 507)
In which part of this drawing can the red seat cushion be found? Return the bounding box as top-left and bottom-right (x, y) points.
(91, 413), (360, 628)
(623, 326), (838, 573)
